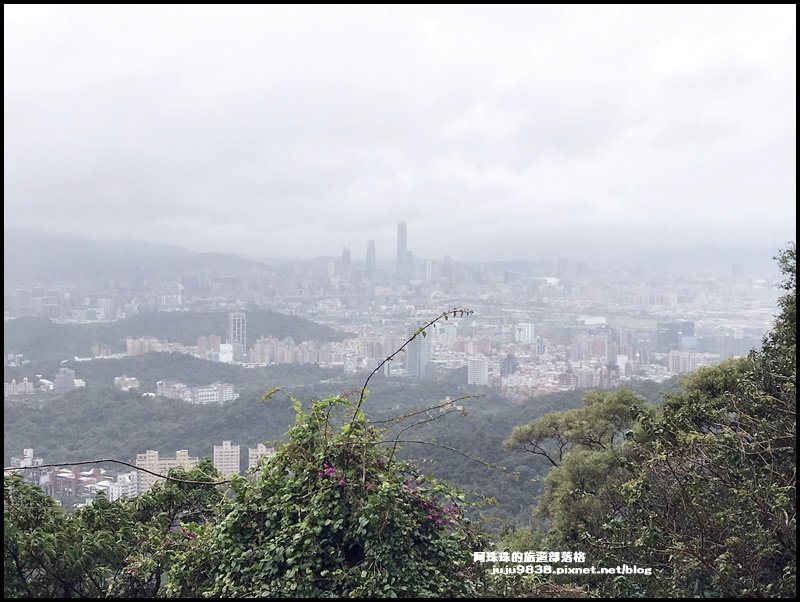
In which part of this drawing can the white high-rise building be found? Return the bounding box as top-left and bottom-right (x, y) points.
(213, 440), (241, 476)
(616, 355), (630, 377)
(219, 343), (234, 364)
(668, 351), (703, 374)
(94, 471), (138, 501)
(404, 322), (431, 379)
(97, 298), (115, 319)
(467, 357), (490, 386)
(135, 450), (199, 494)
(114, 471), (138, 499)
(248, 443), (276, 470)
(514, 323), (534, 344)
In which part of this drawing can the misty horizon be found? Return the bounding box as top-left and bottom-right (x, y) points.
(2, 226), (790, 275)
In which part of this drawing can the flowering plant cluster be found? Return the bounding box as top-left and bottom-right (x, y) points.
(166, 395), (486, 598)
(318, 463), (346, 485)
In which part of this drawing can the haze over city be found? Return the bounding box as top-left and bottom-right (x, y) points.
(4, 4), (796, 262)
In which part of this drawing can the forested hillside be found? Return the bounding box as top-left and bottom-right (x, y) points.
(4, 310), (348, 363)
(4, 352), (674, 528)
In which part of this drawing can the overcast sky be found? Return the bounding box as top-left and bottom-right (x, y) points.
(4, 5), (796, 262)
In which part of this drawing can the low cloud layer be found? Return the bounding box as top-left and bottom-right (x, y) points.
(4, 5), (796, 261)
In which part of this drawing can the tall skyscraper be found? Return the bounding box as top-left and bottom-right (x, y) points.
(404, 250), (415, 280)
(397, 221), (407, 277)
(340, 247), (352, 283)
(366, 240), (376, 279)
(404, 322), (431, 379)
(229, 312), (246, 361)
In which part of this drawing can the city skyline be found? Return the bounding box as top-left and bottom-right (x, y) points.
(2, 225), (789, 277)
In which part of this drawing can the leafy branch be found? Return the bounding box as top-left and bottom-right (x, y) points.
(348, 307), (473, 428)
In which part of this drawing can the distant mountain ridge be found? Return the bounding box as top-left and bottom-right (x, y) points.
(4, 229), (274, 285)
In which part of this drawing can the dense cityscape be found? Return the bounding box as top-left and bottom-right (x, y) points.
(4, 222), (780, 507)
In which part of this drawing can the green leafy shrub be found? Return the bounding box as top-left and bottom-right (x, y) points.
(168, 395), (486, 597)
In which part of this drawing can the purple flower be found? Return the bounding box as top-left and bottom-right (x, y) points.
(338, 479), (345, 485)
(319, 464), (338, 479)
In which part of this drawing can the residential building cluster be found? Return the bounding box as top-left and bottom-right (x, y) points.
(4, 367), (85, 401)
(5, 442), (278, 506)
(4, 352), (26, 367)
(6, 448), (138, 504)
(5, 377), (35, 397)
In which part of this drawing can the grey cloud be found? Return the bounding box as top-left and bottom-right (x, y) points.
(3, 4), (796, 261)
